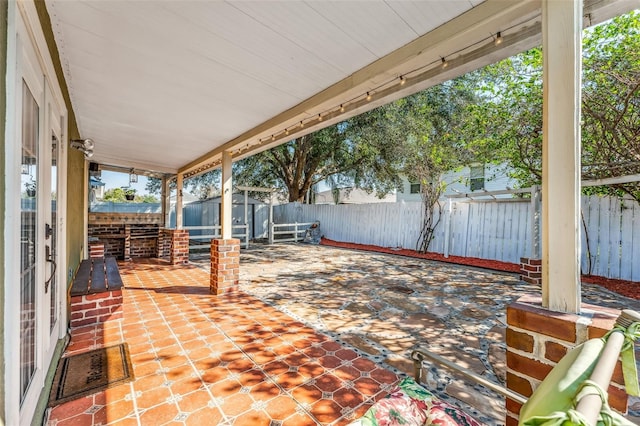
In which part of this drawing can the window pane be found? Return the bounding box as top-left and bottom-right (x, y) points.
(20, 81), (38, 404)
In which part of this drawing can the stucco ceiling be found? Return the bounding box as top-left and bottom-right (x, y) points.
(46, 0), (638, 177)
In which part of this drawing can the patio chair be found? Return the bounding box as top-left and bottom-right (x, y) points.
(350, 309), (640, 426)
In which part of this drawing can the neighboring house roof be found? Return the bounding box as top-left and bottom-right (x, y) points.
(315, 188), (396, 205)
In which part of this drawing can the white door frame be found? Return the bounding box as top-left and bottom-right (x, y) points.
(4, 2), (68, 424)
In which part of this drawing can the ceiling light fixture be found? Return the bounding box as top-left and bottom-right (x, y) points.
(366, 92), (372, 101)
(340, 104), (345, 113)
(441, 57), (448, 68)
(399, 76), (406, 85)
(495, 31), (503, 45)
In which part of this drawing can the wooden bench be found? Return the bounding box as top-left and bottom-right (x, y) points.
(70, 256), (123, 296)
(70, 257), (124, 327)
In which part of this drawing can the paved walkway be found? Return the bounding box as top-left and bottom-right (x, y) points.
(194, 242), (640, 424)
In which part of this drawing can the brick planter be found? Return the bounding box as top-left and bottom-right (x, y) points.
(506, 295), (627, 425)
(210, 239), (240, 295)
(519, 257), (542, 285)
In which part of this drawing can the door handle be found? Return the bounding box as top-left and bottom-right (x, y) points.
(44, 245), (56, 292)
(45, 223), (53, 239)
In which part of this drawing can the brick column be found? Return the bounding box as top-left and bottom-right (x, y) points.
(506, 295), (628, 425)
(210, 238), (240, 295)
(170, 229), (190, 265)
(88, 242), (105, 259)
(519, 257), (542, 285)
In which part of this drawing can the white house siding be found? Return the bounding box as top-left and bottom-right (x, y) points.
(396, 163), (518, 202)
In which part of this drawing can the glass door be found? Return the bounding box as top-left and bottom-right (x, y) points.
(19, 80), (39, 408)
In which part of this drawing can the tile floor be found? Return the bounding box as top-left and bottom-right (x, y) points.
(46, 259), (398, 426)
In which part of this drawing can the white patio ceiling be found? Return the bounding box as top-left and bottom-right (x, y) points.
(46, 0), (637, 177)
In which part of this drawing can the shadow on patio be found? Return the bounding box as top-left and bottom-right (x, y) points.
(47, 257), (398, 426)
(48, 243), (640, 425)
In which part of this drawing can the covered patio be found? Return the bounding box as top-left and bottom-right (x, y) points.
(47, 244), (640, 425)
(3, 0), (640, 425)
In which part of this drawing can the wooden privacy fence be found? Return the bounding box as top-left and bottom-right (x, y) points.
(274, 194), (640, 282)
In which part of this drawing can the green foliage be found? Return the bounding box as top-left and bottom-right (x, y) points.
(102, 187), (158, 203)
(234, 122), (405, 202)
(471, 11), (640, 200)
(146, 171), (220, 200)
(103, 187), (127, 202)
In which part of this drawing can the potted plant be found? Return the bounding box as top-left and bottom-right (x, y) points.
(25, 180), (36, 197)
(124, 188), (136, 201)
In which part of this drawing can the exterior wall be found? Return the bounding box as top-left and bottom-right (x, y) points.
(396, 163), (518, 202)
(33, 0), (84, 323)
(0, 0), (7, 421)
(506, 295), (627, 425)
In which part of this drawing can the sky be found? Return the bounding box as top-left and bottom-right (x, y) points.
(100, 171), (150, 195)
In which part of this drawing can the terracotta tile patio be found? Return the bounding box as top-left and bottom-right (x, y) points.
(46, 258), (398, 426)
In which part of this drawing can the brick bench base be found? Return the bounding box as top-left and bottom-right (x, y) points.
(70, 256), (124, 328)
(70, 290), (123, 328)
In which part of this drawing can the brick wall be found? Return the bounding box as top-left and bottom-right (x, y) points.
(519, 258), (542, 285)
(210, 239), (240, 295)
(88, 223), (161, 259)
(70, 290), (123, 328)
(157, 229), (172, 259)
(506, 295), (627, 425)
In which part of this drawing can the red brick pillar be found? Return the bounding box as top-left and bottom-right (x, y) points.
(88, 242), (105, 259)
(505, 295), (628, 425)
(170, 230), (190, 265)
(519, 258), (542, 285)
(210, 238), (240, 295)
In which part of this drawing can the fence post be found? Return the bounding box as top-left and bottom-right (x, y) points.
(294, 223), (298, 242)
(269, 222), (274, 244)
(530, 185), (541, 259)
(245, 224), (249, 249)
(443, 198), (452, 258)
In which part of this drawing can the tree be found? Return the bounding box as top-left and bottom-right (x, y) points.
(471, 11), (640, 200)
(581, 11), (640, 200)
(146, 171), (221, 200)
(103, 187), (127, 202)
(234, 122), (404, 203)
(375, 79), (479, 252)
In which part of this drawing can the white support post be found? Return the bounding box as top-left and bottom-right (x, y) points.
(176, 173), (184, 230)
(294, 223), (298, 242)
(541, 0), (582, 313)
(269, 193), (274, 244)
(221, 151), (233, 240)
(161, 176), (169, 227)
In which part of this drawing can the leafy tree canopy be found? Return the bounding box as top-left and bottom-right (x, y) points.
(471, 11), (640, 200)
